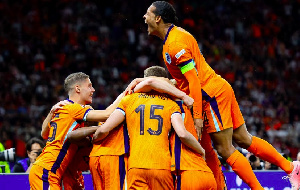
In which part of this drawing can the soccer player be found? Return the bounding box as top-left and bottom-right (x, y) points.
(93, 87), (205, 189)
(142, 1), (300, 189)
(29, 72), (124, 190)
(126, 67), (226, 189)
(67, 122), (128, 190)
(141, 66), (217, 189)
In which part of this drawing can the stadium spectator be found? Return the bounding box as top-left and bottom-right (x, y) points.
(12, 137), (44, 173)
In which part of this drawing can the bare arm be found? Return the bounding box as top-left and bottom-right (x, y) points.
(124, 78), (147, 95)
(67, 126), (99, 143)
(171, 113), (205, 157)
(41, 100), (71, 139)
(133, 77), (194, 109)
(86, 92), (125, 122)
(93, 110), (125, 143)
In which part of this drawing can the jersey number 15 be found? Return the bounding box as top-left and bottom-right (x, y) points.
(135, 104), (164, 136)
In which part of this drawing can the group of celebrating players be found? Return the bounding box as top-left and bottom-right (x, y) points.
(28, 1), (300, 190)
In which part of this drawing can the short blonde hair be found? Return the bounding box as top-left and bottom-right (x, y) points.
(144, 66), (168, 78)
(64, 72), (89, 93)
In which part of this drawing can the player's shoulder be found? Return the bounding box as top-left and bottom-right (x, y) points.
(123, 93), (139, 101)
(64, 103), (91, 111)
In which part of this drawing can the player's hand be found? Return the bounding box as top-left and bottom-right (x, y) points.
(124, 78), (143, 95)
(182, 95), (194, 109)
(194, 118), (203, 140)
(50, 100), (70, 114)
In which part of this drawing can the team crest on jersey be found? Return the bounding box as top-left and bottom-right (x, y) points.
(165, 52), (171, 64)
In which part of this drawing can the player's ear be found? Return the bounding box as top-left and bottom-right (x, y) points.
(75, 85), (80, 93)
(155, 15), (162, 23)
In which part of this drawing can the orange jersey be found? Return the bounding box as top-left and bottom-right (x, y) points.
(170, 101), (212, 173)
(163, 25), (226, 95)
(34, 100), (93, 178)
(117, 92), (181, 170)
(89, 123), (129, 157)
(163, 25), (227, 118)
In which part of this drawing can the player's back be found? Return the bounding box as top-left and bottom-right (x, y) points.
(170, 101), (212, 173)
(35, 101), (92, 178)
(163, 25), (226, 95)
(89, 122), (129, 157)
(117, 92), (181, 170)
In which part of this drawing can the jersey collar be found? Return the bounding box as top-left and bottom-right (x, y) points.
(163, 24), (174, 45)
(66, 99), (74, 104)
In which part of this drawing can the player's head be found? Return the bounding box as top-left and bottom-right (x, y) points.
(64, 72), (95, 104)
(144, 66), (168, 78)
(143, 1), (177, 36)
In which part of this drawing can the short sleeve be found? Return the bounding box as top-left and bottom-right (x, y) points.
(168, 41), (195, 75)
(68, 104), (93, 121)
(169, 41), (193, 66)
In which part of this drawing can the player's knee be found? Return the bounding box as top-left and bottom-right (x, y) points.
(214, 145), (234, 159)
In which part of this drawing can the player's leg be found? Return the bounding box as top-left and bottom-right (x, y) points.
(29, 164), (61, 190)
(204, 82), (263, 189)
(233, 124), (300, 188)
(200, 129), (227, 190)
(177, 170), (217, 190)
(210, 130), (263, 189)
(29, 164), (48, 190)
(127, 168), (149, 190)
(89, 156), (104, 190)
(147, 169), (174, 190)
(99, 155), (126, 190)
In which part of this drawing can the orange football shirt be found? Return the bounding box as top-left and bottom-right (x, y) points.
(162, 25), (227, 118)
(89, 122), (129, 157)
(170, 101), (212, 173)
(34, 100), (92, 178)
(117, 92), (181, 170)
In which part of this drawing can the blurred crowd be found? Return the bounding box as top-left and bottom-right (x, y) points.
(0, 0), (299, 162)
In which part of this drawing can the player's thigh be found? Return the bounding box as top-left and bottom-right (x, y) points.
(99, 155), (126, 190)
(89, 156), (103, 190)
(177, 170), (217, 190)
(203, 82), (244, 133)
(148, 169), (174, 190)
(29, 164), (61, 190)
(127, 168), (149, 190)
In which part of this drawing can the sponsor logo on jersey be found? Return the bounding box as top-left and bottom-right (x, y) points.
(165, 52), (171, 64)
(175, 49), (186, 59)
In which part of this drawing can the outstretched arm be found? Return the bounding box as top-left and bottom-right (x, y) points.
(67, 126), (99, 146)
(171, 113), (205, 157)
(93, 109), (125, 143)
(132, 77), (194, 109)
(86, 92), (124, 122)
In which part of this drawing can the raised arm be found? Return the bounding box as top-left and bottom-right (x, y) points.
(93, 109), (125, 143)
(171, 112), (205, 157)
(86, 92), (124, 122)
(41, 100), (71, 139)
(133, 77), (194, 109)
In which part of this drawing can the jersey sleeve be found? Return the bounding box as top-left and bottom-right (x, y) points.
(170, 101), (182, 118)
(116, 95), (130, 116)
(169, 41), (195, 75)
(68, 104), (93, 121)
